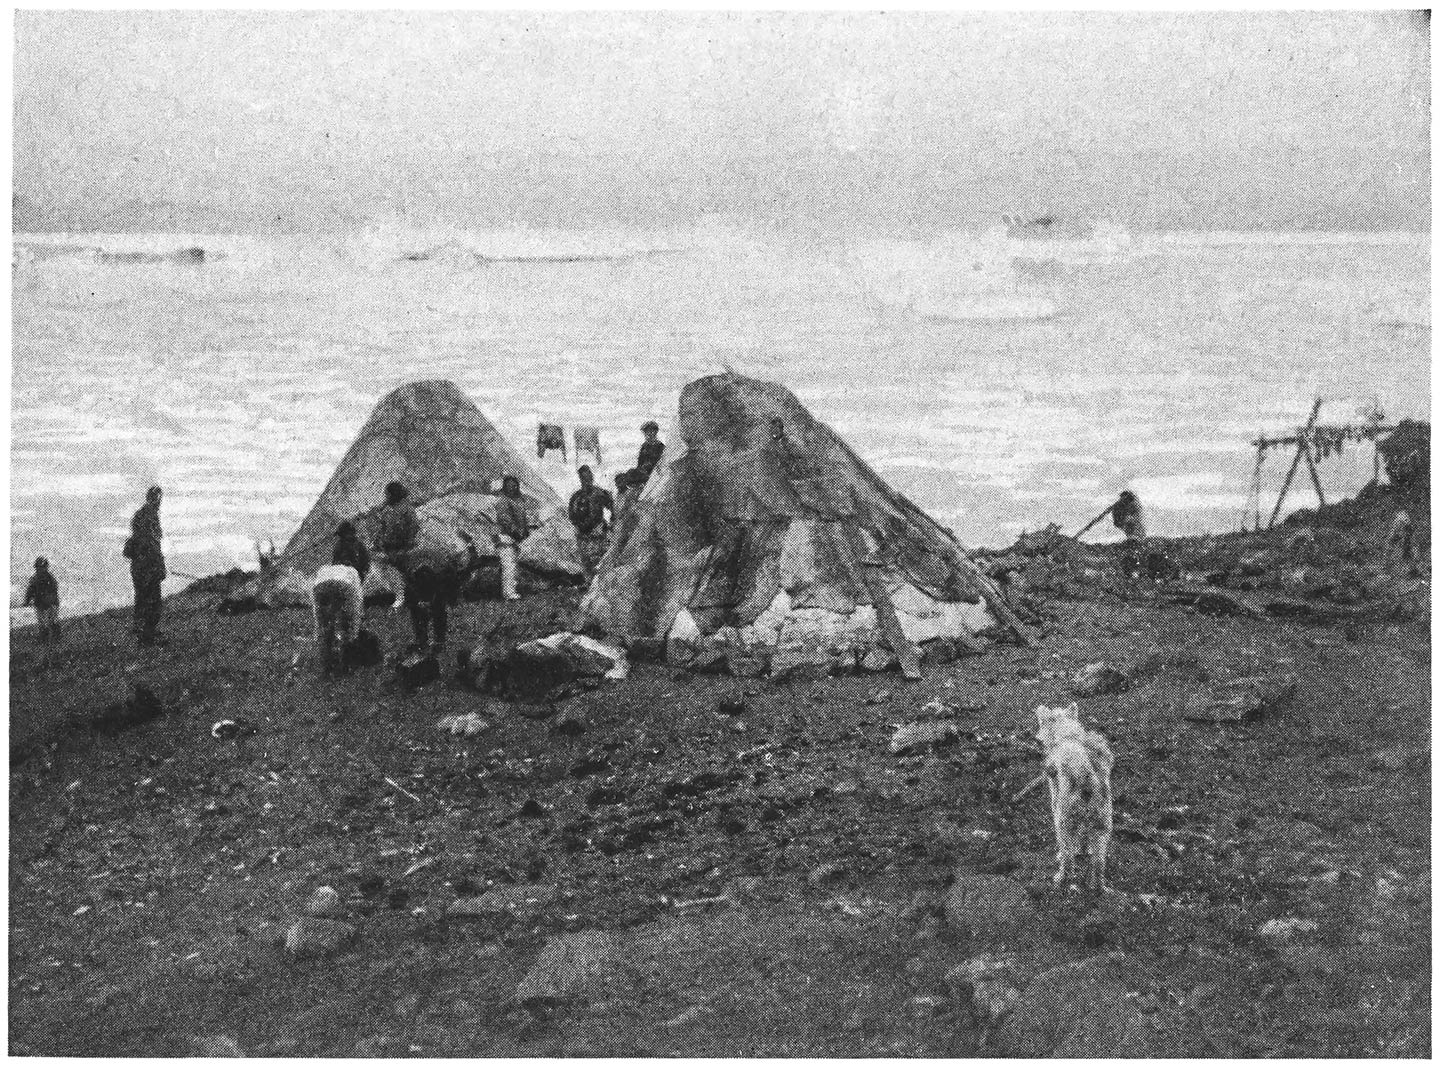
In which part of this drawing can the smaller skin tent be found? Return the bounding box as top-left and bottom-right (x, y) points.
(577, 372), (1028, 673)
(240, 380), (582, 606)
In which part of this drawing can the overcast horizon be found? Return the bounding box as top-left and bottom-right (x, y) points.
(13, 10), (1432, 235)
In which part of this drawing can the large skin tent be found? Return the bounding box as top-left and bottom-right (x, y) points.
(576, 372), (1026, 673)
(247, 380), (582, 605)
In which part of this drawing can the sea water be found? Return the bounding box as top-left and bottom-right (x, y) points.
(10, 226), (1429, 621)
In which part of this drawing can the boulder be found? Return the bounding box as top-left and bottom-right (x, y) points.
(992, 957), (1155, 1057)
(494, 633), (628, 702)
(516, 930), (619, 1006)
(1072, 662), (1129, 697)
(943, 874), (1039, 943)
(284, 916), (356, 958)
(945, 952), (1031, 1028)
(890, 720), (959, 755)
(1183, 676), (1296, 724)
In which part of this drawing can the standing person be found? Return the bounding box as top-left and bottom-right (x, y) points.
(332, 520), (371, 582)
(1111, 490), (1147, 578)
(23, 556), (60, 643)
(1111, 490), (1146, 541)
(373, 482), (420, 573)
(371, 481), (422, 644)
(494, 475), (530, 602)
(568, 465), (615, 581)
(126, 486), (167, 645)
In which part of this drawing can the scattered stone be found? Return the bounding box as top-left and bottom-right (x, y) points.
(189, 1034), (244, 1057)
(284, 916), (356, 958)
(729, 655), (767, 679)
(686, 649), (730, 675)
(943, 874), (1039, 943)
(1183, 676), (1296, 724)
(1072, 662), (1130, 697)
(807, 861), (848, 887)
(859, 647), (898, 673)
(454, 645), (493, 689)
(395, 652), (440, 688)
(519, 798), (550, 818)
(890, 720), (959, 755)
(516, 929), (619, 1006)
(448, 883), (557, 921)
(727, 719), (746, 734)
(436, 712), (490, 737)
(549, 704), (588, 737)
(306, 886), (342, 917)
(1258, 916), (1318, 941)
(866, 689), (893, 705)
(713, 692), (748, 716)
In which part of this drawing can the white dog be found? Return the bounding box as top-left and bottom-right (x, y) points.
(1035, 702), (1114, 891)
(312, 564), (364, 674)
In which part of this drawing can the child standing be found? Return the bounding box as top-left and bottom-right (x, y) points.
(23, 556), (60, 642)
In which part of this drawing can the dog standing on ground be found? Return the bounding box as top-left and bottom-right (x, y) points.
(1035, 702), (1114, 891)
(312, 564), (364, 675)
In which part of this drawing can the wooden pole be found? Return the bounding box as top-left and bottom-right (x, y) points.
(1071, 503), (1117, 541)
(1267, 398), (1323, 529)
(840, 526), (922, 681)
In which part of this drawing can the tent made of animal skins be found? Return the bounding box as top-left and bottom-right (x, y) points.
(249, 380), (582, 605)
(576, 372), (1029, 673)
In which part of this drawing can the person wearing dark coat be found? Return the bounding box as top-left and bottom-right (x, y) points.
(568, 465), (615, 580)
(128, 486), (167, 645)
(332, 520), (371, 583)
(23, 556), (60, 643)
(372, 482), (420, 573)
(403, 531), (482, 651)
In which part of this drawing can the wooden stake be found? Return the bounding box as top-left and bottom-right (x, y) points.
(1267, 398), (1323, 529)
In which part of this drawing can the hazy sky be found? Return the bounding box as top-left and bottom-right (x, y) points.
(13, 10), (1431, 231)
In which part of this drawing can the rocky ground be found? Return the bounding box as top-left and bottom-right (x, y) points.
(8, 487), (1430, 1057)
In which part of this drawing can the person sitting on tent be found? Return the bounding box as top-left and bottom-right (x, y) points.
(615, 421), (666, 498)
(568, 465), (615, 580)
(495, 475), (531, 601)
(332, 520), (371, 583)
(126, 485), (167, 646)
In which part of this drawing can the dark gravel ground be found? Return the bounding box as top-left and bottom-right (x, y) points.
(9, 500), (1430, 1057)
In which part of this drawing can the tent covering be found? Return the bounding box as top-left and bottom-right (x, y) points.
(576, 372), (1021, 671)
(246, 380), (581, 605)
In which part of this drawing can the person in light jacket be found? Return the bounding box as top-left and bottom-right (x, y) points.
(494, 475), (530, 601)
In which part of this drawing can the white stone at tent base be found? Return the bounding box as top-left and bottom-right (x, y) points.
(666, 584), (994, 667)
